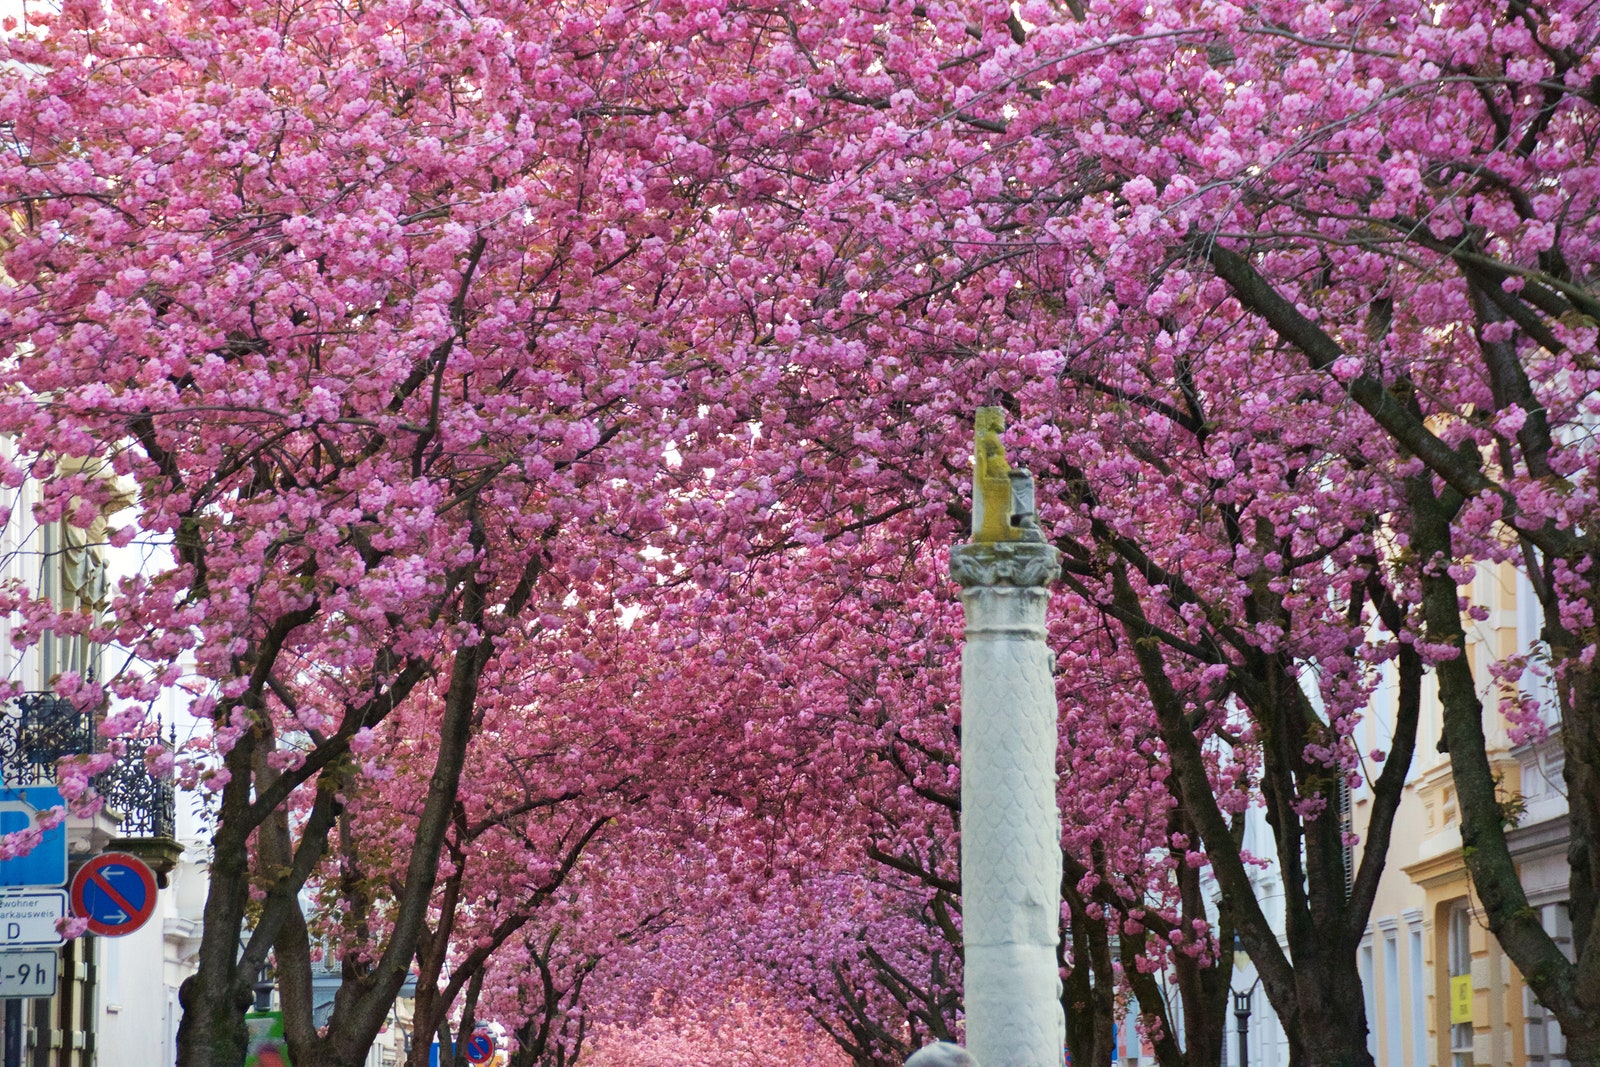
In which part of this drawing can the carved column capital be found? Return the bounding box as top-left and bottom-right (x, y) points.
(949, 541), (1061, 590)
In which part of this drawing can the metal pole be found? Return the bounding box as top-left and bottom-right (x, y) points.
(3, 998), (20, 1067)
(951, 407), (1063, 1067)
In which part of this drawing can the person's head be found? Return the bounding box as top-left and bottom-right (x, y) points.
(905, 1042), (980, 1067)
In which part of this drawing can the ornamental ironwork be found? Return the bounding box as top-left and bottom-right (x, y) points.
(98, 732), (177, 839)
(8, 693), (95, 783)
(0, 695), (176, 840)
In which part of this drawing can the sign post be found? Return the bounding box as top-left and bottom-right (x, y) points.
(245, 1011), (290, 1067)
(0, 783), (68, 1067)
(1449, 974), (1473, 1025)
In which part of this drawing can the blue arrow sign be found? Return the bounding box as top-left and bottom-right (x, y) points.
(69, 853), (157, 937)
(465, 1032), (495, 1064)
(0, 787), (67, 889)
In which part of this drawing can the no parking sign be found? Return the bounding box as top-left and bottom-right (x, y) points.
(68, 852), (157, 937)
(464, 1030), (496, 1066)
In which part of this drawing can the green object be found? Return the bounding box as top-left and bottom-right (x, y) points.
(245, 1012), (291, 1067)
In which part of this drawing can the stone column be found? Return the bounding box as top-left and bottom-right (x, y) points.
(949, 407), (1063, 1067)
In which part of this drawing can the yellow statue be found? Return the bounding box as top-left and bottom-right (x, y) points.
(973, 406), (1022, 543)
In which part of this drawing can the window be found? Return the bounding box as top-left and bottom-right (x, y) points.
(1361, 941), (1377, 1060)
(1384, 931), (1402, 1067)
(1514, 570), (1556, 726)
(1524, 903), (1571, 1067)
(1448, 903), (1473, 1067)
(57, 518), (110, 680)
(1410, 924), (1426, 1067)
(1339, 780), (1355, 898)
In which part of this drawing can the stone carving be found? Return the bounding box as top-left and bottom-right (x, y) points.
(952, 410), (1065, 1067)
(971, 407), (1046, 545)
(949, 542), (1060, 590)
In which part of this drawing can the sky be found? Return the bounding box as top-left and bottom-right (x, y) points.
(1, 1), (28, 35)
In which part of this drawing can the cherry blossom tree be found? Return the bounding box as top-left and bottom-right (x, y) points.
(580, 994), (852, 1067)
(831, 0), (1600, 1056)
(618, 0), (1599, 1059)
(0, 0), (745, 1063)
(614, 515), (1230, 1066)
(8, 1), (1599, 1065)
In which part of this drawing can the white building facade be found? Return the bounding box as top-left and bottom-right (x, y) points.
(0, 452), (208, 1067)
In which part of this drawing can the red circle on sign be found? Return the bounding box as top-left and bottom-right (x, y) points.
(69, 852), (157, 937)
(465, 1031), (495, 1065)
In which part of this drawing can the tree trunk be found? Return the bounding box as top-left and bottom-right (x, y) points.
(175, 734), (263, 1067)
(1121, 929), (1187, 1067)
(1109, 562), (1386, 1067)
(1060, 879), (1115, 1067)
(405, 860), (465, 1067)
(448, 969), (487, 1067)
(1540, 560), (1600, 1067)
(1206, 237), (1600, 1064)
(1282, 948), (1374, 1067)
(1411, 482), (1600, 1067)
(1172, 799), (1236, 1067)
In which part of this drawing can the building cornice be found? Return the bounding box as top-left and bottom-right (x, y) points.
(1403, 849), (1468, 890)
(1505, 812), (1569, 861)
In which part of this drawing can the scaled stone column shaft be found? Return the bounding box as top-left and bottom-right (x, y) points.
(950, 407), (1063, 1067)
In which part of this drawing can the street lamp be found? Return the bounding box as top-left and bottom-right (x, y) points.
(1232, 979), (1259, 1067)
(253, 966), (275, 1013)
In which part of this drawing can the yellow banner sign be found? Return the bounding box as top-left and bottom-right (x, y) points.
(1450, 974), (1473, 1025)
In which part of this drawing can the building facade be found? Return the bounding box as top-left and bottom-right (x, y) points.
(0, 453), (205, 1066)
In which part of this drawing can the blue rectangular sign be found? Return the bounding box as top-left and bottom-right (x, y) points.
(0, 787), (68, 889)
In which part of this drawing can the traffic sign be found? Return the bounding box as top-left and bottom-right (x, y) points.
(464, 1030), (495, 1065)
(0, 950), (57, 997)
(0, 787), (67, 888)
(68, 852), (157, 937)
(0, 890), (66, 947)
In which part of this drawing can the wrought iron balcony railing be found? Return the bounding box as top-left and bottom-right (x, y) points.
(0, 693), (177, 840)
(7, 693), (95, 784)
(98, 733), (177, 839)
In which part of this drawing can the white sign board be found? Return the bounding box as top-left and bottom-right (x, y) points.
(0, 950), (56, 997)
(0, 891), (66, 948)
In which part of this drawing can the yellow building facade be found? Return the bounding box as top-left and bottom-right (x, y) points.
(1351, 560), (1569, 1067)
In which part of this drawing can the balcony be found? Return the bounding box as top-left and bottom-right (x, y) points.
(0, 693), (179, 874)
